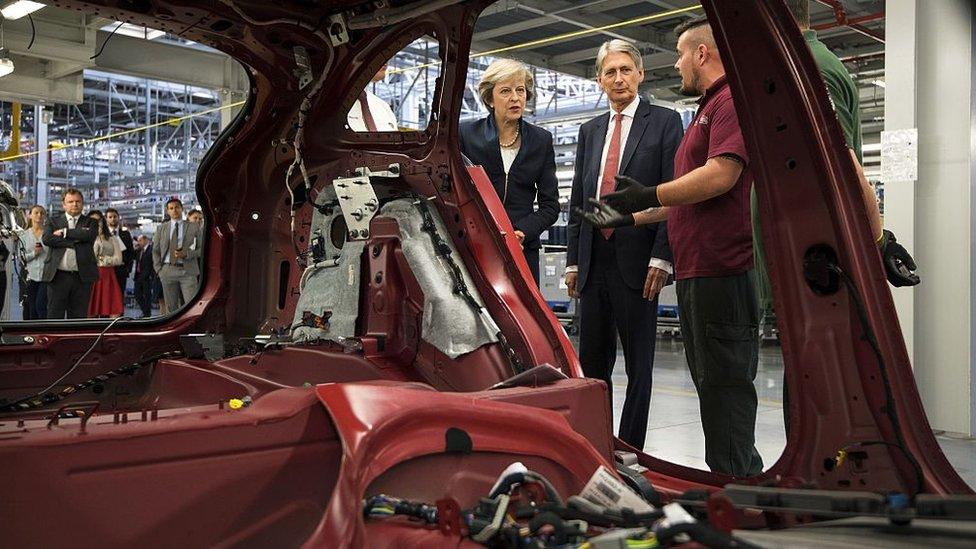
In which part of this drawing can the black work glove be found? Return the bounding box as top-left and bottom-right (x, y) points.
(879, 229), (920, 287)
(601, 175), (661, 214)
(574, 198), (635, 228)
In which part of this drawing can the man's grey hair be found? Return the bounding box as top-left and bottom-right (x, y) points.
(595, 39), (643, 75)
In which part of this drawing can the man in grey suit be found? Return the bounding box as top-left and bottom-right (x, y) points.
(152, 198), (201, 312)
(43, 188), (99, 319)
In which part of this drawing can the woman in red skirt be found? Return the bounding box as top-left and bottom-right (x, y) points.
(87, 210), (124, 318)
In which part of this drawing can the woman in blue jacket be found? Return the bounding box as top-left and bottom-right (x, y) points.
(459, 58), (560, 284)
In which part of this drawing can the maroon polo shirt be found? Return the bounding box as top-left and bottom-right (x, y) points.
(667, 75), (754, 280)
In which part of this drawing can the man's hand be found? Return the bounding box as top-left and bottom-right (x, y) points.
(575, 199), (635, 229)
(880, 229), (920, 287)
(514, 230), (525, 242)
(602, 175), (661, 214)
(643, 267), (668, 300)
(565, 271), (579, 298)
(55, 229), (66, 238)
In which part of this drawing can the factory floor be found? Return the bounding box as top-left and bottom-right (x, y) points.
(570, 335), (976, 490)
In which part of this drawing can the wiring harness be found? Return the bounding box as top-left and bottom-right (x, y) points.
(414, 198), (526, 375)
(0, 350), (183, 413)
(361, 465), (757, 548)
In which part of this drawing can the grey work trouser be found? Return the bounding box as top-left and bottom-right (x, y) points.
(676, 270), (764, 477)
(158, 264), (198, 311)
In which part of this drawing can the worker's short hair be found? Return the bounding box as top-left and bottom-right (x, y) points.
(595, 39), (643, 76)
(105, 207), (119, 216)
(165, 197), (183, 208)
(784, 0), (810, 27)
(674, 15), (711, 39)
(477, 58), (535, 109)
(62, 187), (83, 201)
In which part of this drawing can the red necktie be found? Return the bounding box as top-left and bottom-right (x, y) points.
(358, 91), (378, 132)
(599, 113), (624, 239)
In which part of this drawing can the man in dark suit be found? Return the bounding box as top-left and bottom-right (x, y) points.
(42, 188), (98, 319)
(566, 39), (684, 450)
(105, 208), (134, 300)
(133, 235), (155, 317)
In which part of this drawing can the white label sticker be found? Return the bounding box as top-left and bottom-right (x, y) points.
(348, 264), (355, 286)
(545, 265), (557, 277)
(579, 465), (654, 513)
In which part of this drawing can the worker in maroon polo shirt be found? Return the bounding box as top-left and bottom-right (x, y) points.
(580, 16), (763, 476)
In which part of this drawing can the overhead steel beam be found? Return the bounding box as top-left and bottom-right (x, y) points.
(474, 0), (645, 42)
(468, 38), (586, 77)
(0, 9), (248, 104)
(514, 0), (670, 54)
(92, 32), (249, 93)
(80, 87), (218, 114)
(0, 58), (84, 104)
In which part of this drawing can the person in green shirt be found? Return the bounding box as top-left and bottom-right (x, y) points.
(753, 0), (919, 319)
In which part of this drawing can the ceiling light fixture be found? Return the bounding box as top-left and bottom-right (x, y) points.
(101, 22), (165, 41)
(0, 1), (45, 20)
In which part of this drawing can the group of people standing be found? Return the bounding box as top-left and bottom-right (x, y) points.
(457, 3), (915, 478)
(18, 189), (133, 320)
(9, 189), (203, 321)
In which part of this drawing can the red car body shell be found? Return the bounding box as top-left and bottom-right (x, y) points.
(0, 0), (970, 546)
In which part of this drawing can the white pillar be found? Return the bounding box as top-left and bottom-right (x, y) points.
(33, 104), (49, 208)
(885, 0), (974, 435)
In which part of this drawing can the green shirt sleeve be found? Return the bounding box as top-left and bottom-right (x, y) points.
(821, 71), (859, 156)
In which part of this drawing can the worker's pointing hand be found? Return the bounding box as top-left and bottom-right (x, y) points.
(601, 175), (661, 213)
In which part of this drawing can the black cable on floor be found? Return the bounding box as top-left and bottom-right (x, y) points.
(2, 316), (130, 411)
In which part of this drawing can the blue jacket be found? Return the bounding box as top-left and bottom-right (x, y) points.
(567, 99), (683, 292)
(459, 115), (560, 251)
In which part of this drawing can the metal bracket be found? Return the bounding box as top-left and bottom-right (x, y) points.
(333, 164), (400, 241)
(327, 14), (350, 46)
(292, 46), (313, 90)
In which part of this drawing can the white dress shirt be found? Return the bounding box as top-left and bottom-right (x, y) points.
(566, 96), (673, 276)
(58, 214), (80, 271)
(346, 90), (399, 132)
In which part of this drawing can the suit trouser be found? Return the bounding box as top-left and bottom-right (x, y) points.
(578, 233), (657, 450)
(23, 279), (47, 320)
(159, 265), (198, 311)
(134, 275), (153, 316)
(114, 267), (129, 300)
(522, 247), (540, 286)
(48, 270), (93, 319)
(676, 270), (763, 477)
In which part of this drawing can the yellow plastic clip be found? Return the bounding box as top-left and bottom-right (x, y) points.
(229, 398), (244, 410)
(835, 449), (848, 467)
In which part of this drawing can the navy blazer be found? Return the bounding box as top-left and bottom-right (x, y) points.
(459, 115), (559, 251)
(567, 99), (684, 292)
